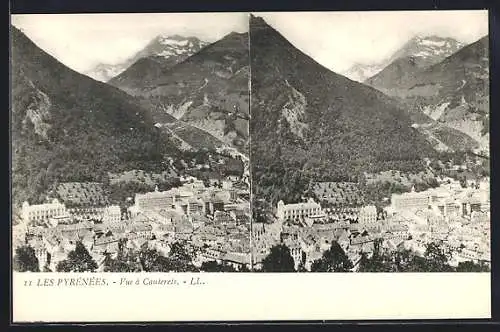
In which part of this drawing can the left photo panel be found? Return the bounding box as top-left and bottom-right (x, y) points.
(11, 13), (251, 273)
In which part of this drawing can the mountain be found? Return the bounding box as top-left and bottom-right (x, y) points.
(84, 62), (128, 84)
(342, 35), (464, 83)
(369, 36), (489, 153)
(364, 35), (465, 89)
(386, 35), (465, 66)
(85, 35), (209, 82)
(109, 31), (250, 154)
(249, 15), (437, 205)
(363, 55), (432, 91)
(341, 63), (386, 83)
(11, 26), (179, 205)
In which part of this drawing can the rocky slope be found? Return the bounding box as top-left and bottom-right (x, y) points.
(109, 31), (250, 154)
(369, 36), (489, 153)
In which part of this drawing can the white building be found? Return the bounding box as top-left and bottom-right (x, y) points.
(276, 198), (322, 222)
(22, 199), (68, 225)
(132, 186), (176, 213)
(103, 205), (121, 223)
(390, 188), (431, 212)
(359, 205), (377, 224)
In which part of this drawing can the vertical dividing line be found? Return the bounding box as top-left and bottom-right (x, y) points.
(8, 18), (15, 319)
(247, 13), (254, 272)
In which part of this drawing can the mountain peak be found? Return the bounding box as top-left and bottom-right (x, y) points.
(227, 31), (243, 37)
(384, 34), (465, 66)
(409, 34), (464, 46)
(339, 33), (466, 83)
(249, 14), (271, 30)
(86, 33), (209, 82)
(163, 34), (190, 40)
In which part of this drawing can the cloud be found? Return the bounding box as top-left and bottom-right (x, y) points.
(11, 11), (488, 74)
(11, 13), (248, 72)
(257, 10), (488, 73)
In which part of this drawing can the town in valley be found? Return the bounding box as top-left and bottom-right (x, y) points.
(12, 145), (252, 272)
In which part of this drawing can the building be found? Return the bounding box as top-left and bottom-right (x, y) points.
(128, 223), (153, 240)
(133, 187), (176, 212)
(22, 199), (68, 225)
(390, 188), (431, 212)
(27, 238), (48, 269)
(284, 240), (304, 270)
(444, 199), (461, 218)
(359, 205), (377, 224)
(276, 198), (322, 222)
(214, 211), (237, 226)
(103, 205), (122, 223)
(68, 206), (116, 222)
(221, 252), (251, 270)
(48, 215), (73, 227)
(187, 198), (206, 216)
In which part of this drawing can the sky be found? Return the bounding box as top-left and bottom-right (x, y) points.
(257, 10), (488, 73)
(11, 11), (488, 74)
(11, 13), (248, 73)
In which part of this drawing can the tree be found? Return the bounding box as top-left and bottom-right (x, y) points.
(239, 264), (251, 272)
(138, 248), (161, 272)
(456, 261), (490, 272)
(102, 249), (140, 272)
(390, 248), (416, 272)
(200, 260), (237, 272)
(167, 242), (198, 272)
(459, 175), (467, 188)
(423, 242), (453, 272)
(297, 261), (308, 272)
(356, 252), (370, 272)
(356, 242), (393, 272)
(261, 244), (296, 272)
(13, 245), (40, 272)
(56, 241), (98, 272)
(311, 242), (353, 272)
(138, 242), (198, 272)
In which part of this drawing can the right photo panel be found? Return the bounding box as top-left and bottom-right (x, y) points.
(249, 11), (490, 272)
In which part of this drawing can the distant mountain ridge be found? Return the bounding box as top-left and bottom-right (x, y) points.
(342, 35), (464, 83)
(364, 35), (465, 89)
(85, 34), (209, 82)
(342, 63), (385, 83)
(367, 36), (489, 153)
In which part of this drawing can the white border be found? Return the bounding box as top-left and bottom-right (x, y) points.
(13, 272), (491, 322)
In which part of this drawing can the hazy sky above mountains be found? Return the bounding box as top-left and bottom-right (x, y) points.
(11, 13), (248, 72)
(12, 11), (488, 74)
(258, 10), (488, 73)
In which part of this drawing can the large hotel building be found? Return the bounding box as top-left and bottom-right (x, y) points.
(276, 198), (322, 222)
(21, 199), (68, 224)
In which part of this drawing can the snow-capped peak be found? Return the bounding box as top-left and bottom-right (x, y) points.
(158, 37), (190, 46)
(84, 34), (210, 82)
(148, 34), (210, 59)
(342, 35), (465, 82)
(341, 63), (385, 83)
(399, 35), (465, 60)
